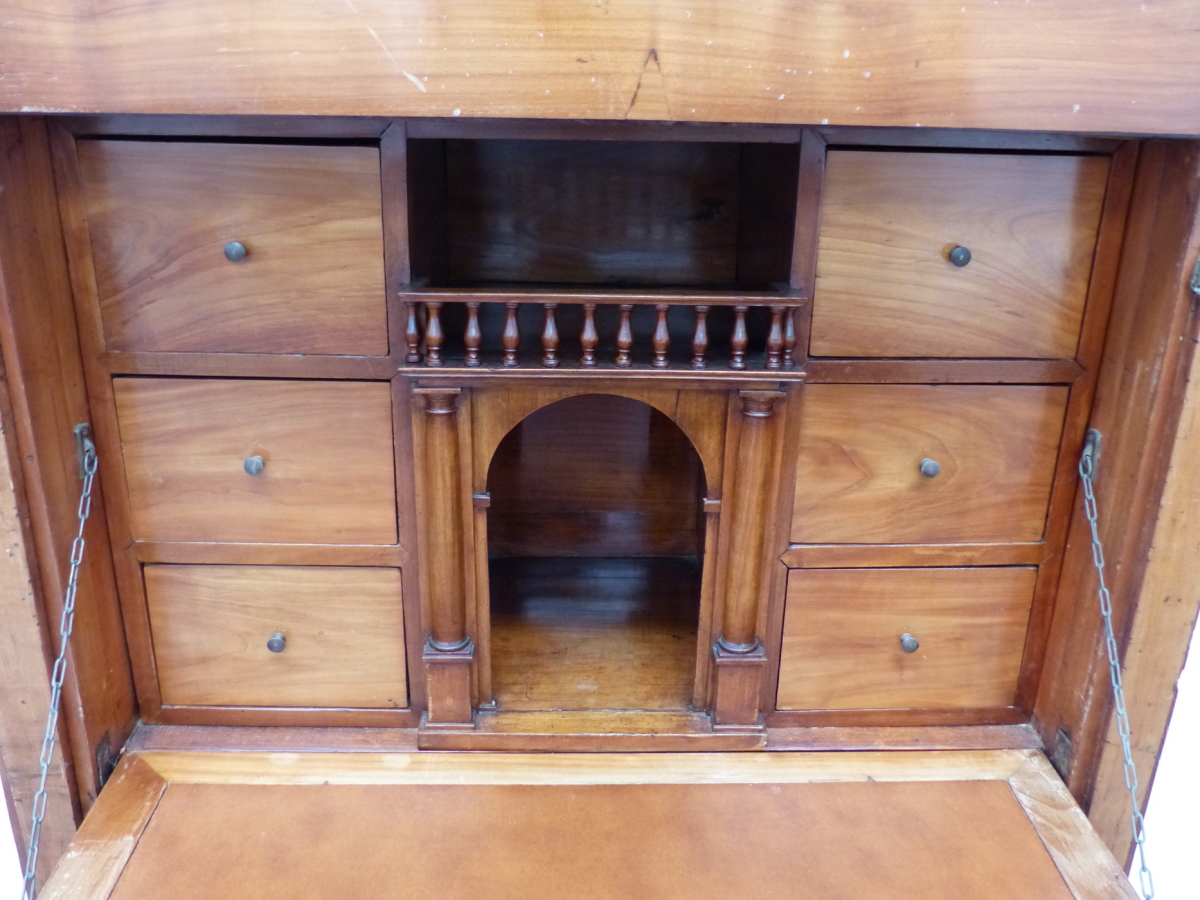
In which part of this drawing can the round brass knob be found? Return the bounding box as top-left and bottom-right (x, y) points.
(224, 241), (248, 262)
(244, 455), (265, 476)
(267, 632), (286, 653)
(919, 458), (941, 478)
(900, 633), (920, 654)
(948, 245), (972, 267)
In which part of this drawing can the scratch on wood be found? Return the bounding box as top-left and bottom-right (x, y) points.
(626, 49), (672, 121)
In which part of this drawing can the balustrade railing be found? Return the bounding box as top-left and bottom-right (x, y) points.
(399, 289), (806, 372)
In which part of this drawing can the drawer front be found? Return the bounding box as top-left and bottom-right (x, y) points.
(146, 565), (406, 709)
(115, 378), (397, 545)
(791, 384), (1068, 544)
(78, 140), (387, 355)
(777, 567), (1036, 711)
(812, 151), (1109, 358)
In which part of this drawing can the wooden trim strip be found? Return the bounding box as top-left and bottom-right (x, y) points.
(137, 748), (1037, 785)
(61, 114), (392, 139)
(399, 287), (808, 306)
(405, 118), (802, 143)
(817, 127), (1122, 153)
(1008, 753), (1139, 900)
(131, 542), (408, 568)
(805, 358), (1083, 384)
(767, 724), (1044, 752)
(781, 543), (1050, 569)
(37, 756), (166, 900)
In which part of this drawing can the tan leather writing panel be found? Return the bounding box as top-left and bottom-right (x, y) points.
(146, 565), (406, 709)
(778, 567), (1036, 711)
(115, 378), (397, 544)
(812, 151), (1109, 358)
(792, 384), (1068, 544)
(78, 140), (387, 355)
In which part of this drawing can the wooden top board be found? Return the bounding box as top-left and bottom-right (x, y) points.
(2, 1), (1200, 135)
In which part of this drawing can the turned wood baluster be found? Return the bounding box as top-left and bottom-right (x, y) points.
(616, 304), (634, 368)
(424, 301), (444, 367)
(404, 301), (422, 363)
(652, 304), (671, 368)
(783, 307), (798, 367)
(691, 306), (709, 369)
(502, 302), (520, 367)
(541, 303), (560, 368)
(580, 303), (598, 367)
(730, 306), (748, 370)
(766, 306), (785, 370)
(464, 302), (482, 367)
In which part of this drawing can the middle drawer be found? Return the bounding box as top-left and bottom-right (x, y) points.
(114, 378), (398, 545)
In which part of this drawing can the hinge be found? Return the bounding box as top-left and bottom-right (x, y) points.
(1191, 256), (1200, 297)
(73, 423), (95, 480)
(1081, 428), (1101, 478)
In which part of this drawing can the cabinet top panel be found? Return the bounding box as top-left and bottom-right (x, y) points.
(2, 1), (1200, 135)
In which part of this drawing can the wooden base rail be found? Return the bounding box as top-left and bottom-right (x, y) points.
(400, 291), (806, 372)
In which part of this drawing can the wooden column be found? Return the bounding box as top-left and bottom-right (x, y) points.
(416, 388), (474, 728)
(711, 389), (784, 729)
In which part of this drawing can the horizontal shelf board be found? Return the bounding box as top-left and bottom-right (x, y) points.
(399, 285), (808, 307)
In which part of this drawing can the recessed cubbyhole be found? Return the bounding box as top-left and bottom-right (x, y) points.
(407, 138), (800, 290)
(485, 394), (707, 711)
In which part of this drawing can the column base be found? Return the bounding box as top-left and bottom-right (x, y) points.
(710, 642), (767, 730)
(422, 638), (476, 728)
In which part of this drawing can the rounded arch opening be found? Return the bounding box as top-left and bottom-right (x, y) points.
(485, 393), (706, 711)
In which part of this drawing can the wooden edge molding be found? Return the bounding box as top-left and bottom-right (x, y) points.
(781, 543), (1050, 569)
(133, 748), (1036, 786)
(1008, 753), (1139, 900)
(37, 756), (166, 900)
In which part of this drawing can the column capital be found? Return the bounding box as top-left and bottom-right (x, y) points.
(414, 387), (461, 415)
(737, 389), (785, 418)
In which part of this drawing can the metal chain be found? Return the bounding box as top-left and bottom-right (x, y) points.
(1079, 434), (1154, 900)
(21, 436), (97, 900)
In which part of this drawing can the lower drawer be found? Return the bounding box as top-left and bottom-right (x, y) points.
(146, 565), (407, 709)
(777, 567), (1035, 711)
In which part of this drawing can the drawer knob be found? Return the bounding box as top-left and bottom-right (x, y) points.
(243, 455), (265, 476)
(224, 241), (248, 262)
(919, 458), (941, 478)
(948, 245), (972, 267)
(267, 632), (287, 653)
(899, 633), (920, 653)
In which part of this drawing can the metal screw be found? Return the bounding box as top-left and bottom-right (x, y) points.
(224, 241), (248, 262)
(949, 245), (971, 267)
(900, 633), (920, 653)
(919, 458), (941, 478)
(267, 633), (287, 653)
(244, 455), (265, 476)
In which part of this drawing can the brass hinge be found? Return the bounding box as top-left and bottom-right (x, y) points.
(1191, 256), (1200, 297)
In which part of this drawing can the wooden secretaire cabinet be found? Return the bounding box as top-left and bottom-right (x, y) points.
(0, 108), (1196, 900)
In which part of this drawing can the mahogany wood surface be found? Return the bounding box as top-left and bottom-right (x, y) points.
(130, 541), (407, 569)
(114, 378), (398, 545)
(77, 141), (388, 355)
(812, 151), (1109, 359)
(0, 117), (136, 813)
(1034, 141), (1200, 799)
(105, 778), (1073, 900)
(778, 567), (1036, 712)
(486, 394), (705, 558)
(781, 542), (1049, 569)
(145, 565), (407, 711)
(5, 3), (1200, 136)
(489, 557), (700, 711)
(791, 384), (1068, 544)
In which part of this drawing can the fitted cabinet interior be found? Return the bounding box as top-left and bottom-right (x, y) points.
(13, 110), (1187, 900)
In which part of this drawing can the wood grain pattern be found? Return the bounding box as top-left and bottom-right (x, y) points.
(778, 567), (1036, 711)
(791, 384), (1068, 544)
(781, 542), (1049, 569)
(114, 378), (397, 545)
(145, 565), (407, 710)
(5, 4), (1200, 135)
(37, 756), (165, 900)
(105, 779), (1073, 900)
(812, 152), (1109, 359)
(77, 140), (387, 355)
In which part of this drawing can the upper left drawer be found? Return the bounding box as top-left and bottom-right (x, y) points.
(76, 140), (388, 355)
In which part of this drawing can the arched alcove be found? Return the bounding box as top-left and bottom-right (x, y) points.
(486, 394), (707, 711)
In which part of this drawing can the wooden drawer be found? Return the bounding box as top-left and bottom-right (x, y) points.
(146, 565), (406, 709)
(77, 140), (387, 355)
(115, 378), (397, 545)
(812, 151), (1109, 358)
(791, 384), (1068, 544)
(777, 567), (1036, 710)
